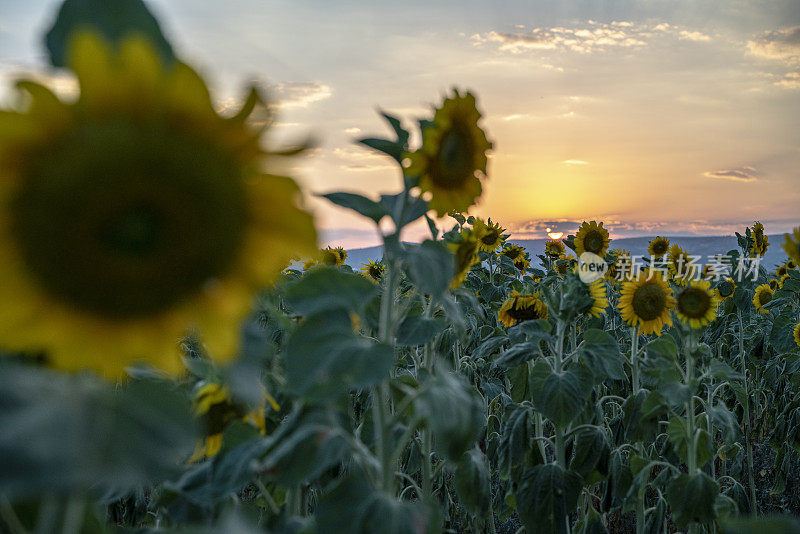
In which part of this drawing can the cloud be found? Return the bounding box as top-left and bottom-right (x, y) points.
(269, 81), (332, 109)
(330, 146), (395, 171)
(747, 26), (800, 62)
(563, 159), (589, 165)
(702, 166), (758, 182)
(471, 21), (712, 55)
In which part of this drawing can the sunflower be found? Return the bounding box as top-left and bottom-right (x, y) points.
(514, 256), (531, 273)
(544, 239), (566, 258)
(501, 243), (525, 262)
(753, 284), (773, 314)
(473, 217), (505, 252)
(448, 229), (480, 288)
(321, 246), (347, 267)
(498, 290), (548, 327)
(675, 280), (720, 329)
(555, 254), (576, 275)
(574, 221), (610, 256)
(666, 244), (695, 285)
(777, 264), (789, 278)
(189, 382), (277, 461)
(606, 249), (632, 283)
(0, 33), (316, 379)
(647, 236), (670, 258)
(750, 221), (769, 257)
(403, 90), (492, 216)
(585, 279), (608, 317)
(794, 323), (800, 348)
(783, 228), (800, 263)
(769, 279), (779, 291)
(715, 277), (736, 301)
(360, 259), (385, 283)
(788, 260), (798, 270)
(618, 269), (676, 336)
(779, 273), (789, 289)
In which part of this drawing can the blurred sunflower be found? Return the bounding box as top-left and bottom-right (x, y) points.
(782, 228), (800, 263)
(715, 277), (736, 301)
(574, 221), (610, 256)
(618, 269), (676, 336)
(750, 221), (769, 257)
(403, 90), (492, 216)
(321, 246), (347, 267)
(473, 217), (505, 252)
(544, 239), (566, 258)
(584, 280), (608, 317)
(360, 259), (385, 283)
(666, 244), (694, 285)
(448, 229), (479, 288)
(769, 279), (779, 291)
(788, 260), (798, 270)
(647, 236), (670, 258)
(189, 382), (278, 461)
(794, 323), (800, 348)
(0, 33), (316, 379)
(778, 273), (789, 289)
(514, 255), (531, 273)
(675, 280), (720, 329)
(498, 290), (548, 327)
(776, 264), (788, 278)
(501, 243), (525, 262)
(753, 284), (773, 314)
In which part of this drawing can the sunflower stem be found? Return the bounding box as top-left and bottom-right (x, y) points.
(631, 325), (640, 393)
(737, 311), (757, 516)
(376, 257), (398, 494)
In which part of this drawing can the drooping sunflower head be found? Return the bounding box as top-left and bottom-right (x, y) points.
(666, 244), (695, 284)
(545, 239), (566, 258)
(675, 280), (720, 329)
(403, 90), (492, 216)
(749, 221), (769, 257)
(753, 283), (774, 314)
(0, 33), (317, 378)
(501, 243), (525, 262)
(360, 259), (385, 283)
(647, 236), (670, 258)
(788, 260), (798, 270)
(574, 221), (610, 256)
(783, 227), (800, 263)
(715, 277), (736, 301)
(448, 229), (480, 288)
(514, 255), (531, 273)
(498, 290), (548, 327)
(794, 322), (800, 349)
(618, 269), (676, 336)
(584, 279), (609, 317)
(555, 254), (576, 275)
(472, 217), (506, 252)
(769, 278), (779, 291)
(779, 273), (789, 289)
(320, 246), (347, 267)
(776, 264), (789, 278)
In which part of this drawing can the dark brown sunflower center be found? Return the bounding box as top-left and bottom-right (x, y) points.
(502, 248), (520, 260)
(369, 265), (383, 279)
(481, 230), (500, 245)
(677, 287), (711, 318)
(758, 290), (772, 306)
(777, 266), (788, 276)
(631, 282), (667, 321)
(507, 301), (542, 322)
(652, 241), (668, 255)
(718, 281), (734, 297)
(431, 121), (476, 189)
(12, 121), (247, 318)
(583, 230), (604, 253)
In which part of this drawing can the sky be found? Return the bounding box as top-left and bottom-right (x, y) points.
(2, 0), (799, 249)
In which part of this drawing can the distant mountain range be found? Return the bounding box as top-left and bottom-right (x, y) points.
(343, 235), (790, 272)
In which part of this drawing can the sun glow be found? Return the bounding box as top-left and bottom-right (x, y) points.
(548, 232), (564, 240)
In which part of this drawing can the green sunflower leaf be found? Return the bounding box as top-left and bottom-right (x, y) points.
(401, 240), (454, 297)
(516, 463), (583, 534)
(45, 0), (176, 68)
(321, 192), (388, 223)
(578, 328), (625, 382)
(529, 359), (593, 428)
(665, 472), (719, 527)
(283, 267), (378, 316)
(454, 448), (491, 518)
(396, 315), (446, 346)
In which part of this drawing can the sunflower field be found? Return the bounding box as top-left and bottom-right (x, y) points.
(2, 2), (800, 534)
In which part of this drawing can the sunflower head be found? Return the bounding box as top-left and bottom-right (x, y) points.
(545, 239), (566, 258)
(618, 269), (676, 336)
(783, 228), (800, 263)
(501, 243), (525, 262)
(555, 254), (576, 275)
(403, 90), (492, 216)
(448, 229), (480, 288)
(769, 279), (779, 291)
(647, 236), (670, 258)
(605, 249), (632, 283)
(0, 33), (317, 378)
(360, 259), (385, 283)
(675, 280), (720, 329)
(472, 217), (505, 252)
(753, 283), (774, 314)
(788, 260), (797, 270)
(320, 246), (347, 267)
(574, 221), (610, 256)
(749, 221), (769, 257)
(584, 279), (608, 317)
(498, 290), (548, 327)
(715, 277), (736, 301)
(666, 244), (695, 284)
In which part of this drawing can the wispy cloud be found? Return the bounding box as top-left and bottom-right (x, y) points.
(330, 146), (395, 171)
(269, 81), (332, 109)
(747, 26), (800, 62)
(563, 159), (588, 165)
(703, 166), (758, 182)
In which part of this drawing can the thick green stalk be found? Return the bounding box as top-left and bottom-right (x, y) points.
(631, 326), (640, 393)
(376, 260), (397, 494)
(737, 312), (757, 515)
